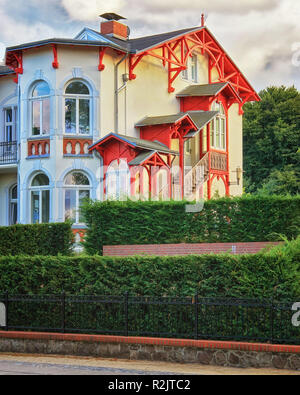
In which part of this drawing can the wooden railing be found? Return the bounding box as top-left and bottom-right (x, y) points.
(184, 152), (209, 197)
(210, 151), (227, 172)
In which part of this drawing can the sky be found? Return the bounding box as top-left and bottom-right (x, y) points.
(0, 0), (299, 92)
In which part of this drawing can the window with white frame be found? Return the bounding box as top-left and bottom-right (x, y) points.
(64, 171), (90, 224)
(3, 107), (17, 143)
(210, 102), (226, 150)
(64, 81), (91, 135)
(9, 184), (18, 225)
(30, 81), (51, 136)
(182, 54), (198, 83)
(30, 173), (50, 224)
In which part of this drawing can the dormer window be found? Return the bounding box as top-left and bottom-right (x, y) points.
(64, 81), (91, 135)
(31, 81), (50, 136)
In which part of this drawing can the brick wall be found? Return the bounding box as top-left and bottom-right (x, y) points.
(103, 242), (281, 257)
(0, 332), (299, 370)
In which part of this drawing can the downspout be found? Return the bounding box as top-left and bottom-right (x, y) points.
(115, 53), (129, 134)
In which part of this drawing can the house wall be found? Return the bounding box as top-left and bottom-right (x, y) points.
(0, 32), (246, 225)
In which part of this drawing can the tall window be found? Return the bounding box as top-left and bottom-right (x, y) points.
(64, 172), (90, 223)
(210, 102), (226, 150)
(64, 81), (91, 135)
(4, 107), (17, 143)
(31, 81), (50, 136)
(9, 184), (18, 225)
(30, 173), (50, 224)
(182, 54), (198, 83)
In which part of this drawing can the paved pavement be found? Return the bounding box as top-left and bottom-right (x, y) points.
(0, 353), (299, 375)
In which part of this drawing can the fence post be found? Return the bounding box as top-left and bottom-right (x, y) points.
(5, 291), (8, 331)
(270, 296), (274, 344)
(124, 291), (128, 337)
(195, 293), (198, 340)
(61, 291), (66, 334)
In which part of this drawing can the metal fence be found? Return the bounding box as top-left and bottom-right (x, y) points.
(0, 293), (299, 345)
(0, 141), (17, 164)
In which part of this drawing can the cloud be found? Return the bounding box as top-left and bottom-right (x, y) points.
(0, 0), (298, 90)
(61, 0), (125, 21)
(136, 0), (280, 14)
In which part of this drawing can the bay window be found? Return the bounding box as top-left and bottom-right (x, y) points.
(31, 81), (50, 136)
(64, 81), (91, 135)
(64, 171), (91, 224)
(30, 173), (50, 224)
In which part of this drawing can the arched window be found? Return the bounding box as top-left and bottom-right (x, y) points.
(30, 81), (51, 136)
(9, 184), (18, 225)
(210, 101), (226, 150)
(64, 81), (91, 135)
(64, 171), (90, 223)
(30, 173), (50, 224)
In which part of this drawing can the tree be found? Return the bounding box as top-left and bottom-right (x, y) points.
(243, 86), (300, 195)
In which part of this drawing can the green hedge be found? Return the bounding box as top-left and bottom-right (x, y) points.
(82, 196), (300, 255)
(0, 237), (299, 300)
(0, 223), (74, 256)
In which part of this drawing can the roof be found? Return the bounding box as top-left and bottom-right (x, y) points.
(0, 65), (14, 76)
(128, 150), (171, 166)
(135, 113), (194, 128)
(176, 82), (229, 97)
(5, 37), (127, 54)
(136, 111), (218, 134)
(5, 26), (203, 55)
(89, 133), (178, 155)
(185, 111), (218, 137)
(127, 27), (203, 53)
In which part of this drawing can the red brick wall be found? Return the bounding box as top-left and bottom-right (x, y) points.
(103, 242), (281, 257)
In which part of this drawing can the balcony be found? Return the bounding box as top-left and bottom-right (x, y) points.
(0, 141), (18, 165)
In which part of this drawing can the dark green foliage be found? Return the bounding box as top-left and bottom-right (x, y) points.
(82, 196), (300, 255)
(0, 238), (299, 299)
(243, 86), (300, 195)
(0, 223), (74, 256)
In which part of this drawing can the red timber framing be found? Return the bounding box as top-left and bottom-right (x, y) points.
(128, 26), (260, 111)
(5, 51), (23, 83)
(88, 134), (177, 199)
(5, 45), (111, 82)
(139, 115), (199, 199)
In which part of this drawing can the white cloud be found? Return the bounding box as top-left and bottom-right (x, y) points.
(0, 0), (298, 90)
(61, 0), (125, 21)
(138, 0), (280, 14)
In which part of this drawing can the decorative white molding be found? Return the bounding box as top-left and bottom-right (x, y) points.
(72, 67), (83, 79)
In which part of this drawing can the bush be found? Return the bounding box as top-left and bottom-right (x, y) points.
(82, 196), (300, 255)
(0, 238), (299, 299)
(0, 223), (74, 256)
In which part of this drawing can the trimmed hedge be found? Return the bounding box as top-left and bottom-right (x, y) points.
(0, 238), (299, 300)
(0, 223), (73, 256)
(82, 196), (300, 255)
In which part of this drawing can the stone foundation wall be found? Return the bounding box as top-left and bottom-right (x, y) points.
(0, 332), (299, 371)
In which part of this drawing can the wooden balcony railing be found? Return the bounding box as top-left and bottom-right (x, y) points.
(210, 151), (227, 172)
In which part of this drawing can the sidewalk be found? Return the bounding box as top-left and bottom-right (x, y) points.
(0, 353), (299, 375)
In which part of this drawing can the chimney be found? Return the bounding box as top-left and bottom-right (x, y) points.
(100, 13), (130, 41)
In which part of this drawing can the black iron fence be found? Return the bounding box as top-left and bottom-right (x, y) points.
(0, 293), (299, 345)
(0, 141), (17, 164)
